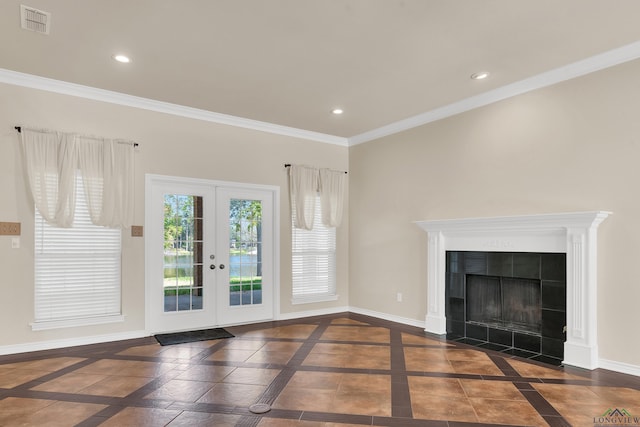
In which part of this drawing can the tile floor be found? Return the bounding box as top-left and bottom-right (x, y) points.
(0, 313), (639, 426)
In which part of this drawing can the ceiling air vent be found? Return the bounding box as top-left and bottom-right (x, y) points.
(20, 5), (51, 35)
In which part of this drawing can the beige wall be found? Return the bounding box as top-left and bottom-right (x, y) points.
(349, 58), (640, 368)
(0, 82), (348, 348)
(2, 56), (640, 370)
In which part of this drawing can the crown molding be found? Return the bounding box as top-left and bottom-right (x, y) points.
(3, 39), (640, 148)
(348, 39), (640, 146)
(0, 68), (349, 147)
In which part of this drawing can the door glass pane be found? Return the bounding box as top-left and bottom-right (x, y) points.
(163, 194), (203, 312)
(229, 199), (262, 306)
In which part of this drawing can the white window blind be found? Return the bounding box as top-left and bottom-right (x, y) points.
(34, 175), (122, 326)
(292, 194), (336, 303)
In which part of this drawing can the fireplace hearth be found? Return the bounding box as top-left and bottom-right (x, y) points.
(446, 251), (565, 365)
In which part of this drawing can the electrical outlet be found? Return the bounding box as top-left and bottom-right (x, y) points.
(131, 225), (143, 237)
(11, 237), (20, 249)
(0, 222), (21, 235)
(397, 292), (403, 302)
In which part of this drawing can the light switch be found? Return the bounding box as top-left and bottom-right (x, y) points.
(11, 237), (20, 249)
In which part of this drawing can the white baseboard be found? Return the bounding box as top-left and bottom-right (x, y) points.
(278, 305), (426, 330)
(277, 305), (350, 321)
(599, 358), (640, 377)
(348, 306), (426, 329)
(0, 330), (149, 356)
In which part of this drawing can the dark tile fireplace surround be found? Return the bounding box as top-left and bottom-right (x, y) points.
(446, 251), (566, 366)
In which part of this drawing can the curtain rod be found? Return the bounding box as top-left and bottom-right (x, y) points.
(15, 126), (139, 147)
(284, 163), (347, 174)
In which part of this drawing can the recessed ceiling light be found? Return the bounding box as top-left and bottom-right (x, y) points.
(331, 108), (344, 115)
(471, 71), (489, 80)
(112, 54), (131, 63)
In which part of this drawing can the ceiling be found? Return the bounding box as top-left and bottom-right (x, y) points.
(2, 1), (640, 144)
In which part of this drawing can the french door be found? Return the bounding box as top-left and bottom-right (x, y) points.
(145, 175), (277, 334)
(215, 187), (274, 325)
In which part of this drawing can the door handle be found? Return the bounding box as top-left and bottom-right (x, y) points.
(210, 264), (216, 270)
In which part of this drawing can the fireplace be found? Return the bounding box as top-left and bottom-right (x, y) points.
(415, 211), (610, 370)
(446, 251), (565, 365)
(466, 275), (541, 333)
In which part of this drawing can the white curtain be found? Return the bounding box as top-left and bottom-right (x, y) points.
(77, 136), (134, 227)
(289, 165), (346, 229)
(289, 165), (318, 230)
(319, 168), (346, 227)
(21, 131), (77, 227)
(21, 128), (135, 228)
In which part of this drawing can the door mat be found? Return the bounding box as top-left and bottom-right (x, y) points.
(154, 328), (234, 346)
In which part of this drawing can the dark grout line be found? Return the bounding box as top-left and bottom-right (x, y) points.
(301, 410), (373, 424)
(255, 317), (333, 406)
(390, 328), (413, 418)
(513, 379), (566, 421)
(374, 415), (448, 426)
(486, 354), (521, 377)
(11, 358), (99, 390)
(74, 405), (127, 427)
(235, 415), (262, 427)
(518, 388), (564, 418)
(542, 414), (573, 427)
(6, 388), (131, 406)
(255, 366), (297, 406)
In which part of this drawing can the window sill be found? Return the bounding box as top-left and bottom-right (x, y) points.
(30, 315), (125, 331)
(291, 294), (339, 305)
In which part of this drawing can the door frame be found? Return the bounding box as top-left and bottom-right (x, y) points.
(144, 174), (280, 334)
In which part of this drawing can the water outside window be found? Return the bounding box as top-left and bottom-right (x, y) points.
(228, 199), (262, 306)
(163, 194), (204, 312)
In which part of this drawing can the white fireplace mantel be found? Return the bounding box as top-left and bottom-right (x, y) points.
(415, 211), (610, 370)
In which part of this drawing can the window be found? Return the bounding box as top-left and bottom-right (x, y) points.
(34, 175), (122, 330)
(291, 194), (337, 303)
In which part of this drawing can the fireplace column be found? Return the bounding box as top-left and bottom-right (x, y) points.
(425, 231), (447, 334)
(565, 226), (599, 368)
